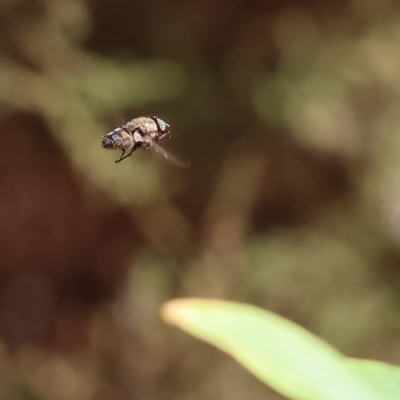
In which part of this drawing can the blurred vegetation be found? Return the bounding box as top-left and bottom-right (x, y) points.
(0, 0), (400, 399)
(161, 299), (400, 400)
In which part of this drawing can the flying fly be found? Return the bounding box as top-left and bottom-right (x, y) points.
(101, 116), (189, 167)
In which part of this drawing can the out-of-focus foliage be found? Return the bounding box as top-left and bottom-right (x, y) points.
(162, 299), (400, 400)
(0, 0), (400, 399)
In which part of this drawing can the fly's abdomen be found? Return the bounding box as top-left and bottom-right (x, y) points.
(101, 129), (130, 150)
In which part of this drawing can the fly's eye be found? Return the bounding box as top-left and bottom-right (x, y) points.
(158, 119), (166, 130)
(163, 123), (170, 134)
(154, 117), (170, 133)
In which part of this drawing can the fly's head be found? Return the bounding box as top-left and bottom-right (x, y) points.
(152, 117), (171, 142)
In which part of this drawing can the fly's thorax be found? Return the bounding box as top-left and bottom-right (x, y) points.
(132, 130), (145, 144)
(125, 117), (157, 134)
(123, 117), (171, 143)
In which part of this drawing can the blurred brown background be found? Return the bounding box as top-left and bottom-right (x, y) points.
(0, 0), (400, 399)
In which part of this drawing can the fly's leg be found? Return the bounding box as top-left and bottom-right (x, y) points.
(115, 149), (134, 163)
(115, 143), (139, 163)
(115, 149), (125, 163)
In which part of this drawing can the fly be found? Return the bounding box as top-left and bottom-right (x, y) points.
(101, 116), (189, 167)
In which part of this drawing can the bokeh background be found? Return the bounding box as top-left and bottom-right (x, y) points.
(0, 0), (400, 399)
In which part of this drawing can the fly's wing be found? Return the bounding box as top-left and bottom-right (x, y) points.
(147, 138), (190, 168)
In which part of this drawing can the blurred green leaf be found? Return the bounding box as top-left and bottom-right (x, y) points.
(347, 359), (400, 399)
(161, 299), (391, 400)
